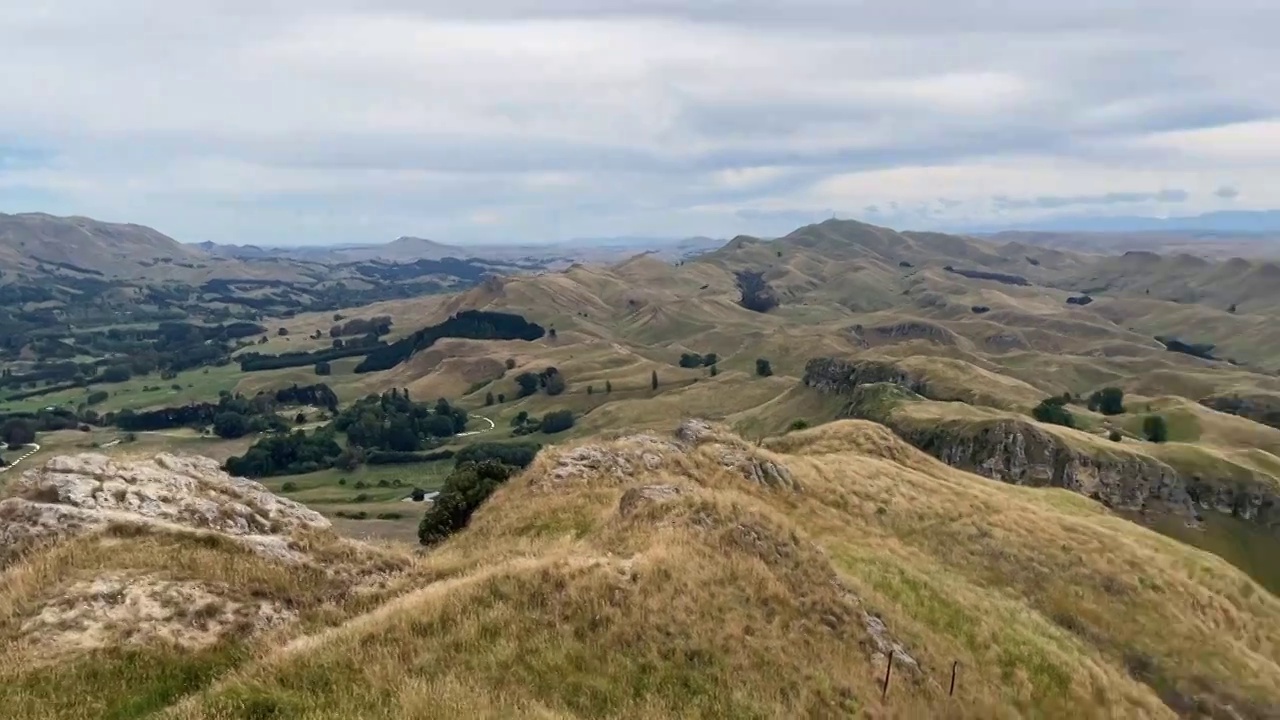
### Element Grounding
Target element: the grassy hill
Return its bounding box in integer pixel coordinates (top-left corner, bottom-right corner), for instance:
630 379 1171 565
4 422 1279 718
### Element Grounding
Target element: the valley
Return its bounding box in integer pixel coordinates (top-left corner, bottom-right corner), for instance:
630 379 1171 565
3 215 1280 718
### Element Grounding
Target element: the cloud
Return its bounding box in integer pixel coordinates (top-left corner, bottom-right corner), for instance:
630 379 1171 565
0 1 1279 243
992 189 1189 211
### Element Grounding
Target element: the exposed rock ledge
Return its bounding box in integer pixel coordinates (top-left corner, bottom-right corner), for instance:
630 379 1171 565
0 453 330 565
804 358 1279 531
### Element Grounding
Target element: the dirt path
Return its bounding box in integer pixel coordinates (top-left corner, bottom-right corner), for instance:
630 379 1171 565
457 414 496 437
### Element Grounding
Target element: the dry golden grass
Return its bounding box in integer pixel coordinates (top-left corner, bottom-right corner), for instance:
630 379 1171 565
99 421 1277 720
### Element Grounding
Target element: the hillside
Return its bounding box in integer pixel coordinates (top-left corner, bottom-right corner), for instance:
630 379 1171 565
4 423 1280 719
0 212 324 282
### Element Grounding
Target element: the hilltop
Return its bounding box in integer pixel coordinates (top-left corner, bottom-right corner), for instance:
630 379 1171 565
3 423 1279 718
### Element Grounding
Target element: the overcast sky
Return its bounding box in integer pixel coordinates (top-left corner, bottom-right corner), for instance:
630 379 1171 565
1 1 1277 245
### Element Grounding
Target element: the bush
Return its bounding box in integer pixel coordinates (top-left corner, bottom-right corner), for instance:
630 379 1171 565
544 372 566 396
788 419 809 432
709 364 718 377
1109 430 1123 442
497 393 505 403
418 461 514 545
315 361 332 376
86 390 109 405
281 481 297 492
755 358 773 377
484 391 495 406
1 418 36 449
1088 387 1126 416
1032 396 1075 428
515 372 540 398
354 493 370 503
1144 415 1169 443
338 478 347 485
354 480 369 489
505 358 517 370
541 409 575 434
98 366 132 383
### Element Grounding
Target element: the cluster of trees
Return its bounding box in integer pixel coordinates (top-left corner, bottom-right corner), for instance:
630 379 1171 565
509 409 575 436
111 383 337 438
330 315 392 338
238 341 386 372
1156 336 1218 361
355 310 546 373
1087 388 1126 416
735 270 780 313
515 367 566 398
335 390 468 452
224 429 344 478
679 352 718 368
1032 396 1076 428
2 417 37 450
943 266 1031 287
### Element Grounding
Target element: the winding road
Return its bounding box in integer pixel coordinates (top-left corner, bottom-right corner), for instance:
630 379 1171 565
457 414 496 437
0 443 41 474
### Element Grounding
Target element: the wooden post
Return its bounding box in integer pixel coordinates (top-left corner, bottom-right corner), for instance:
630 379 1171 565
949 661 959 697
881 650 894 700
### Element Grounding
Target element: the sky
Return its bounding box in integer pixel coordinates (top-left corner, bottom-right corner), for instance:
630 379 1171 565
1 1 1278 246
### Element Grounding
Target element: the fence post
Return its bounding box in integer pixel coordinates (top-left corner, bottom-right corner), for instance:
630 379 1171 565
881 650 894 700
949 660 959 697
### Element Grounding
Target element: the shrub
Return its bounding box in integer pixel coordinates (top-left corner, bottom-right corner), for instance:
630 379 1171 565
484 391 495 406
505 358 517 370
1144 415 1169 443
354 480 369 489
315 361 332 376
354 493 370 503
1109 430 1123 442
788 419 809 432
338 478 347 485
277 328 289 336
377 479 391 488
281 481 298 492
605 380 612 393
497 393 505 403
755 358 773 377
544 372 567 396
1032 396 1075 428
709 364 718 377
651 370 659 390
86 390 109 405
515 372 540 398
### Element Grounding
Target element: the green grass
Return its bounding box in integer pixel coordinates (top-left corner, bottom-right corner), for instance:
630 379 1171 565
1140 513 1280 596
261 460 453 506
0 643 248 720
0 364 243 415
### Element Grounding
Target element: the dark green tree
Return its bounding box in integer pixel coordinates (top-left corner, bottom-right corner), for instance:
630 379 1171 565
484 391 495 406
419 461 515 546
1 418 36 449
651 370 659 390
755 358 773 377
1144 415 1169 443
212 412 250 439
1088 387 1126 416
1032 396 1075 428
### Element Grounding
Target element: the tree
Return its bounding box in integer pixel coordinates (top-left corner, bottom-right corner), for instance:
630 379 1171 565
295 412 307 425
544 372 567 396
1229 303 1238 314
755 358 773 377
651 370 659 390
419 461 514 546
1109 430 1123 442
99 366 132 383
587 385 594 395
709 364 718 377
505 358 517 370
541 410 575 434
679 353 703 368
548 328 558 340
1144 415 1169 443
1088 387 1126 416
1032 396 1075 428
277 328 289 336
497 393 506 403
86 390 109 405
332 338 345 349
605 380 612 393
484 391 495 406
515 372 540 398
212 412 251 439
789 419 809 432
315 361 332 376
2 418 36 450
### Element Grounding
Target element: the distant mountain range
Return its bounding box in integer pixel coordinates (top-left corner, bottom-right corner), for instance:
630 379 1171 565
960 209 1280 234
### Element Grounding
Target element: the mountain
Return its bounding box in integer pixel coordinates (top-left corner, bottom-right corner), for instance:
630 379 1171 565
0 212 208 277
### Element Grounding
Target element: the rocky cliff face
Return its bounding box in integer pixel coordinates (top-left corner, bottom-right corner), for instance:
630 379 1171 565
804 358 1280 531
